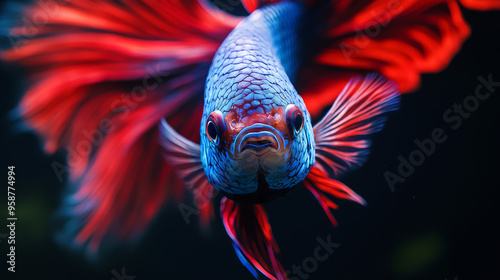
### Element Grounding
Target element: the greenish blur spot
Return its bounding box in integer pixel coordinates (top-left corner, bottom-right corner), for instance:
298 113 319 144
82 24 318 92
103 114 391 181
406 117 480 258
391 232 445 277
17 190 51 243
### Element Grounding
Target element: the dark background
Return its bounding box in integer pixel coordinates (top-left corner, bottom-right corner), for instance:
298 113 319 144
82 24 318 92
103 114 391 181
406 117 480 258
1 1 499 280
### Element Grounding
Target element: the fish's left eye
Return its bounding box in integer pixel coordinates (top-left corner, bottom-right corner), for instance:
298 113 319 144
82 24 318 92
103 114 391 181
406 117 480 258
206 110 224 147
285 104 304 138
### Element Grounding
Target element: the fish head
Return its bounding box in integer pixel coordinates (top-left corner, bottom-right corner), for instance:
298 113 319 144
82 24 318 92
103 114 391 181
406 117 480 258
200 92 315 203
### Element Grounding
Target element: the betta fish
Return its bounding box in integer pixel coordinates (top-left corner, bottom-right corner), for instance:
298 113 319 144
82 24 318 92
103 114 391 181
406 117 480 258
2 0 499 279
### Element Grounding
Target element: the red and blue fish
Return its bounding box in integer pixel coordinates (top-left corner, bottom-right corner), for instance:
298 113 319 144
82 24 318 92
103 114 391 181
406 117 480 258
2 0 499 279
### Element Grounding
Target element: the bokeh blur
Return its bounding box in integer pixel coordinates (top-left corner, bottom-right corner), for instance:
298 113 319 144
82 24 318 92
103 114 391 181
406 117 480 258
1 1 499 280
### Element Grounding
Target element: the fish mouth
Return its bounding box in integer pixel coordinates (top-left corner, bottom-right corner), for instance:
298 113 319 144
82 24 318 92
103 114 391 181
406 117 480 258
234 124 284 156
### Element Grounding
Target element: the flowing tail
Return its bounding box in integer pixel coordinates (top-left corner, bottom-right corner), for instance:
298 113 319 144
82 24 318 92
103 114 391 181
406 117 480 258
242 0 497 118
1 0 241 252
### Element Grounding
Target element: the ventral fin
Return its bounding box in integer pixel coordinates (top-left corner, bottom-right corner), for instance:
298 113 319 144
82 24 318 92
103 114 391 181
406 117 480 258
159 119 214 226
220 198 287 280
304 166 366 227
313 73 400 179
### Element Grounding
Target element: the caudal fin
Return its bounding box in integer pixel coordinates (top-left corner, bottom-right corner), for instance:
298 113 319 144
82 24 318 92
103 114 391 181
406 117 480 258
1 0 241 253
294 0 473 117
459 0 500 10
234 1 496 119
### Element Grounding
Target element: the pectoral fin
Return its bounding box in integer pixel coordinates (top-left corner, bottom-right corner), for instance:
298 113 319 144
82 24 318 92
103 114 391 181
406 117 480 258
313 73 400 179
159 119 214 226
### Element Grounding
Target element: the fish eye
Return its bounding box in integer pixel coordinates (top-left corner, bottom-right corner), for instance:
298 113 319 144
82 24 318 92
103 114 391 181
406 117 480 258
206 110 224 146
285 104 304 138
207 121 218 141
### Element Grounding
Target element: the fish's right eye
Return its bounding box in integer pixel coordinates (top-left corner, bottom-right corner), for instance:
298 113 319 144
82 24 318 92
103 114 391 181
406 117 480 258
206 110 224 147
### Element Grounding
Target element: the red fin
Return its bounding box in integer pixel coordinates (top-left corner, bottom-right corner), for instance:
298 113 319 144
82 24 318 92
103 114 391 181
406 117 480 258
221 198 287 280
159 119 214 226
313 74 399 178
241 0 283 13
460 0 500 10
297 67 357 119
298 0 472 117
304 167 366 227
2 0 241 252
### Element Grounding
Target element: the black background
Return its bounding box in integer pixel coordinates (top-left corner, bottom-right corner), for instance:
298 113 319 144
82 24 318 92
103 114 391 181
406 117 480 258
1 1 499 280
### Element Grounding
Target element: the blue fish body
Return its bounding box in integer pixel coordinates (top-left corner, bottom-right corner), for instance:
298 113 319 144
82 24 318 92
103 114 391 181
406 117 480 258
201 2 315 199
